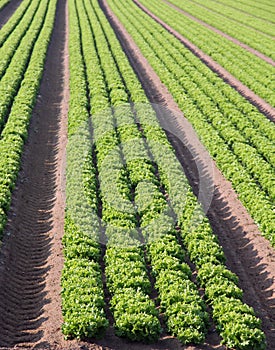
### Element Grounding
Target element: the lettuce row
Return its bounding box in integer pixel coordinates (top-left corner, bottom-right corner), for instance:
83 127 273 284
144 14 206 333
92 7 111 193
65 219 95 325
206 0 274 23
0 0 11 12
0 0 57 239
78 0 208 343
147 140 266 349
0 0 33 47
106 0 267 347
62 264 107 338
167 0 274 53
117 0 275 167
0 0 50 132
74 0 161 342
65 0 267 347
139 0 275 105
124 135 209 344
89 0 209 343
61 0 109 339
0 0 41 81
117 112 209 344
108 0 275 245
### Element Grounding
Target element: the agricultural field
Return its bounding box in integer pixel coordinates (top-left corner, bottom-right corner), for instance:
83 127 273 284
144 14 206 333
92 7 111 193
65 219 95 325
0 0 274 349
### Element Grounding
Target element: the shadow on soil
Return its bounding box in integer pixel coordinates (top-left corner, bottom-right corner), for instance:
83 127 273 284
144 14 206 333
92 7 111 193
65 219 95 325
0 0 66 346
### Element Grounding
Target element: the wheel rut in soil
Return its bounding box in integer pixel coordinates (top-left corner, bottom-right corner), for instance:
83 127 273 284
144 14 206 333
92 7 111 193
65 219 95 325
132 0 275 123
0 0 22 29
0 0 274 349
99 1 275 348
0 0 68 347
162 0 275 67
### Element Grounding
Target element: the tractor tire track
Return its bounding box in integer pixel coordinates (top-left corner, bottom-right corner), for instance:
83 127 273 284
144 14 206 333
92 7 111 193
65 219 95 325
0 0 68 347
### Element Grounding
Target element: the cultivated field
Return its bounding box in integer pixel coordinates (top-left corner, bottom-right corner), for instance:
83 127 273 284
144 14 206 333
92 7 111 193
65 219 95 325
0 0 274 349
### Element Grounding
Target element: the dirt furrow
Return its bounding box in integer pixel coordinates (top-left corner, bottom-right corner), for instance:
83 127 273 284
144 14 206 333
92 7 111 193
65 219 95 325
0 0 68 347
0 0 274 349
99 1 275 349
132 0 275 123
209 0 275 24
0 0 22 28
178 0 273 38
162 0 275 67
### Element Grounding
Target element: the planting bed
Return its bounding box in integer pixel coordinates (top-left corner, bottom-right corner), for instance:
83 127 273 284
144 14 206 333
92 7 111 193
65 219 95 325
0 0 274 349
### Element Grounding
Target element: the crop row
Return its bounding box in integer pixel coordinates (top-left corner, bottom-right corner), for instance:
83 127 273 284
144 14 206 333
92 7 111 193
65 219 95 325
62 0 108 338
120 0 275 163
90 0 211 340
65 0 209 342
202 0 275 31
64 0 162 341
63 0 266 348
0 0 10 12
95 0 270 346
0 0 40 81
108 0 275 246
138 0 275 106
168 0 274 38
144 117 266 348
170 0 274 57
0 0 32 47
215 0 275 22
0 0 49 132
0 0 57 238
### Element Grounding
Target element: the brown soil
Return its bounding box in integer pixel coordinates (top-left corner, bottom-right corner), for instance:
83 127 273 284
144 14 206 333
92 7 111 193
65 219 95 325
133 0 275 123
179 0 273 38
0 0 68 348
162 0 275 67
0 0 22 28
0 1 184 349
0 0 274 349
209 0 275 25
99 1 275 349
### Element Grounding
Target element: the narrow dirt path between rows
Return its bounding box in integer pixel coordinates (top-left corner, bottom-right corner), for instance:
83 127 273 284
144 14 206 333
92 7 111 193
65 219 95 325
162 0 275 66
100 0 275 349
0 0 68 347
0 1 183 349
132 0 275 123
1 1 186 349
0 0 22 28
209 0 275 24
0 0 274 349
180 0 273 38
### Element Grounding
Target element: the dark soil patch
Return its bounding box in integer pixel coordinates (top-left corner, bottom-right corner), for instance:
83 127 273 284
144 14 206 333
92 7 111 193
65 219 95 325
0 0 22 28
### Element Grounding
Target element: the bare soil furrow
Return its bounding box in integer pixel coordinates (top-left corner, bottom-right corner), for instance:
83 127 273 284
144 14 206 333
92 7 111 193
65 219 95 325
0 0 273 349
0 0 68 347
99 1 275 348
0 0 22 28
162 0 275 66
0 287 46 300
210 0 275 24
132 0 275 122
183 0 273 37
